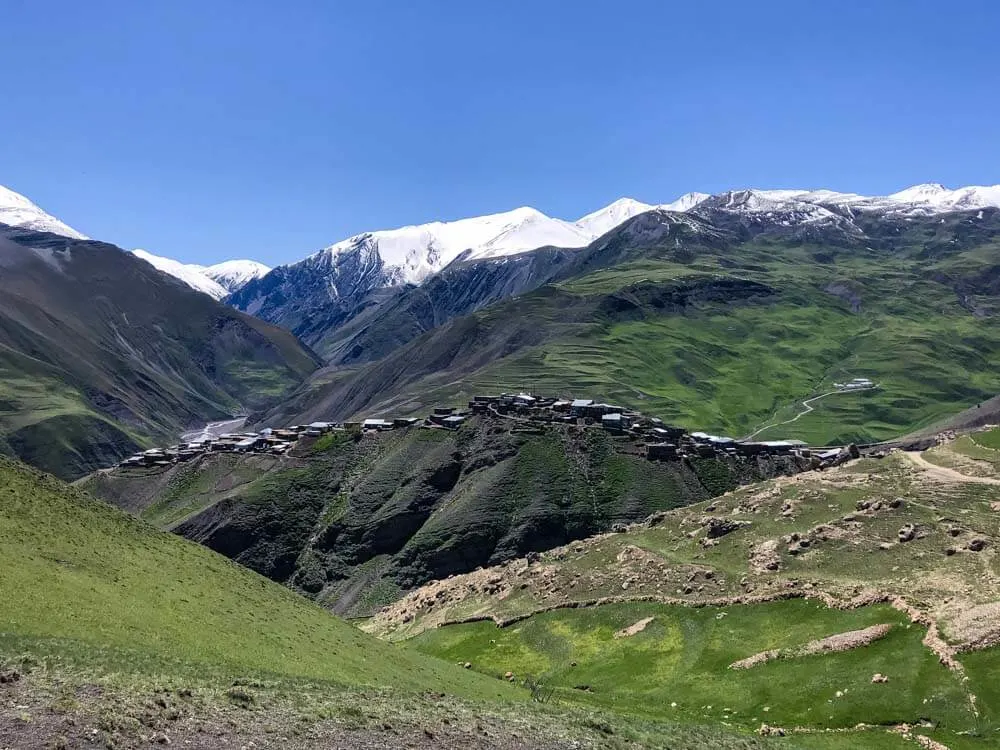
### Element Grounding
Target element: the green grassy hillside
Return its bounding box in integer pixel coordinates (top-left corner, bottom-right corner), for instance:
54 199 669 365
0 455 505 698
270 210 1000 445
411 600 976 745
366 444 1000 747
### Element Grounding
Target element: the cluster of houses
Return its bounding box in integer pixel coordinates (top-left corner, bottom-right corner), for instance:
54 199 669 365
117 411 471 469
118 392 821 470
118 427 306 468
467 394 813 462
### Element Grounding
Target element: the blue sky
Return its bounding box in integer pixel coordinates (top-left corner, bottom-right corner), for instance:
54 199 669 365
2 0 999 266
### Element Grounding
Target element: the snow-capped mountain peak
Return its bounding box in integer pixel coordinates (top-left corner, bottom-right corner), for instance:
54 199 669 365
130 251 270 299
661 192 711 212
575 198 656 238
203 259 272 293
889 183 947 202
314 205 595 285
0 184 87 239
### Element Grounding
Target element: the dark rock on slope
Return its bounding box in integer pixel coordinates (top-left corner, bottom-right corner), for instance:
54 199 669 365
85 417 810 617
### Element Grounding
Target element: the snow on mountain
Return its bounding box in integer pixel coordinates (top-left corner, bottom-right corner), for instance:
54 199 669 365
694 184 1000 219
883 184 1000 213
0 184 87 239
203 259 272 293
129 252 270 299
703 189 845 225
662 192 712 212
575 198 657 238
131 250 229 299
314 206 595 286
574 194 713 237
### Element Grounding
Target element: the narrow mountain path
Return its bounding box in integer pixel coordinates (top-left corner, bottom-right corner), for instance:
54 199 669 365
901 451 1000 485
744 386 877 441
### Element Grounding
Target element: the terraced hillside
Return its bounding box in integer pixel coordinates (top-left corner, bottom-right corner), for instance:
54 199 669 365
82 416 810 617
0 226 319 479
264 209 1000 445
365 436 1000 748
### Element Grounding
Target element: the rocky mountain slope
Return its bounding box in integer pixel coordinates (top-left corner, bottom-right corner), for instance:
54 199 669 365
82 415 810 618
261 204 1000 445
0 224 318 478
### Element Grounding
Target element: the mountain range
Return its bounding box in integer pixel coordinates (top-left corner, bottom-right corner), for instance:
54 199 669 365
6 176 1000 749
4 179 1000 461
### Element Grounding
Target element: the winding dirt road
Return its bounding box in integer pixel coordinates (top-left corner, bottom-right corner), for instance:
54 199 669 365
744 385 878 441
900 450 1000 485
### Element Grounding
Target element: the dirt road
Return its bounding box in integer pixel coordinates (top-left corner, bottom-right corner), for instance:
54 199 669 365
901 451 1000 485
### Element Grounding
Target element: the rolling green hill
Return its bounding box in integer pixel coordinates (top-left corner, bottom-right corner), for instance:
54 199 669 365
265 209 1000 446
0 455 500 696
0 226 319 478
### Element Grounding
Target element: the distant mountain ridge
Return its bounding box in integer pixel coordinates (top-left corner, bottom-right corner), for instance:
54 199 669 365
228 182 1000 357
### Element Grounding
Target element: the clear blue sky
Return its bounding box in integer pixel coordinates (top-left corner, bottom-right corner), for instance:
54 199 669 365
2 0 999 266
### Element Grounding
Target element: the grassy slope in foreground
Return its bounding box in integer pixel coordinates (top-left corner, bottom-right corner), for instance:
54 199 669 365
0 456 836 749
0 456 507 700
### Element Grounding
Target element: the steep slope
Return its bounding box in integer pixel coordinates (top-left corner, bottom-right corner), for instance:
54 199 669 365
0 226 319 478
132 248 230 298
0 454 502 695
227 205 599 339
83 415 809 618
264 207 1000 445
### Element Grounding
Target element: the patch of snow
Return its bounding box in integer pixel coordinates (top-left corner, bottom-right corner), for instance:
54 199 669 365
575 198 657 237
204 259 272 292
0 184 87 239
661 191 711 212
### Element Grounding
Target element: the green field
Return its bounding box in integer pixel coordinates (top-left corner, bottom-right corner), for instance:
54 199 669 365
411 599 989 747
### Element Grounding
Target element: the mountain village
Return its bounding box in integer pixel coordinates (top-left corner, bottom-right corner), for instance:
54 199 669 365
118 391 856 471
